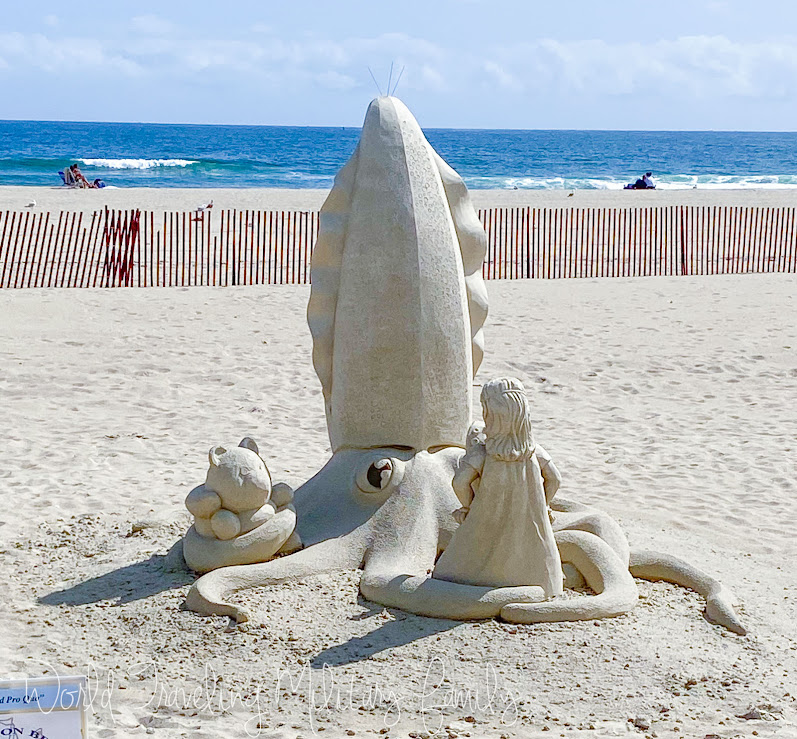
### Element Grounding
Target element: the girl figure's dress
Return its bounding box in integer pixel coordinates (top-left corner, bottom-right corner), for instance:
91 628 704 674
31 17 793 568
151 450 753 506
433 435 564 598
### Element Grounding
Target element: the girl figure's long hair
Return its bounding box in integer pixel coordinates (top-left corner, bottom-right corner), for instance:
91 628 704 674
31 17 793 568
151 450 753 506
481 377 535 462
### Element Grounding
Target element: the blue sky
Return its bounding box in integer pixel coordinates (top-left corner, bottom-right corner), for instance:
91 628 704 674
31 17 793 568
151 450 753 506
2 0 797 130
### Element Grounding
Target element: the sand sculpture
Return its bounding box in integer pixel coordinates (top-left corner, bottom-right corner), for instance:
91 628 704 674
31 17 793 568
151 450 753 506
434 378 564 596
184 96 746 635
182 438 300 573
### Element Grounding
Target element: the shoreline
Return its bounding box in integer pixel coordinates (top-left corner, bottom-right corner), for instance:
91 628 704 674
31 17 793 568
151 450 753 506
2 185 797 216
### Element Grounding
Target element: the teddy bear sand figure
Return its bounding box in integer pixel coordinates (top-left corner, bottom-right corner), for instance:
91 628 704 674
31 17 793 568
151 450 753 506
182 438 301 573
434 377 564 596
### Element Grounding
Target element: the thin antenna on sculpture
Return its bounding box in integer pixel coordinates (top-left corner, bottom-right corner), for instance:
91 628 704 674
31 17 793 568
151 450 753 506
387 62 394 97
391 66 405 96
367 67 383 95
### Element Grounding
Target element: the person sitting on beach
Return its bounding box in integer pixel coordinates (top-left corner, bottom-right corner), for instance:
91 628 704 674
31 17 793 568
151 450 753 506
70 163 92 189
625 172 656 190
61 167 78 187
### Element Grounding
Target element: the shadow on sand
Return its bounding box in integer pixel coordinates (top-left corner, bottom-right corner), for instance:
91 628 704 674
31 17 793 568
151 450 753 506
310 598 460 668
39 542 193 607
40 546 463 668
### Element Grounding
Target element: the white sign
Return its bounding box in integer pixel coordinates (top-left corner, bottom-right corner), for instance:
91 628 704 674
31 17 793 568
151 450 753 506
0 676 87 738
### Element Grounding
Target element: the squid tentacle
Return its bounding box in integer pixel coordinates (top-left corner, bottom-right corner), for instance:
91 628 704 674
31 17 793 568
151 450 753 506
360 569 546 620
553 510 630 566
629 550 746 635
185 537 366 623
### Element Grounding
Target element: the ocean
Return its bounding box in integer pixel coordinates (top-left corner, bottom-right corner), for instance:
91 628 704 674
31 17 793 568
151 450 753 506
2 120 797 190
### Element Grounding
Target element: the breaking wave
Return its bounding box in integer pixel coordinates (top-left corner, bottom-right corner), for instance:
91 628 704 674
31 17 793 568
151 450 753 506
462 174 797 190
78 158 198 169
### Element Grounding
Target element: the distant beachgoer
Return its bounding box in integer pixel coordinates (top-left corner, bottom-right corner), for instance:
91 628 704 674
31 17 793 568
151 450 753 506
624 171 656 190
70 163 91 188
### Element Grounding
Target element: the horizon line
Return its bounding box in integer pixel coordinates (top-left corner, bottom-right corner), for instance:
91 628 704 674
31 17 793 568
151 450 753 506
1 118 796 135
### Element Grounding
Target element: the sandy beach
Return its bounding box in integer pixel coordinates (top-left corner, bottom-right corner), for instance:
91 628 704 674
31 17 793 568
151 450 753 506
2 204 796 737
2 184 797 218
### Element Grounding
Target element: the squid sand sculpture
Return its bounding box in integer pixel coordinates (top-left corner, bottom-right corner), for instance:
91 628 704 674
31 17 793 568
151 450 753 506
184 97 746 635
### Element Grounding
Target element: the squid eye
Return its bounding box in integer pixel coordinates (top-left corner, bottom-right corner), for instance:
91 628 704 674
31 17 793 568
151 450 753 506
368 459 391 488
356 458 402 494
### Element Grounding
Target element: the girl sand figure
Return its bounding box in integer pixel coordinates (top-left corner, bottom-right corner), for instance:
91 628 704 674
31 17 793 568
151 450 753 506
433 377 564 597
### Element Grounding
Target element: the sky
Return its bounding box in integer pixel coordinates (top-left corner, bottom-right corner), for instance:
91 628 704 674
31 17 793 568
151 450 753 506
2 0 797 130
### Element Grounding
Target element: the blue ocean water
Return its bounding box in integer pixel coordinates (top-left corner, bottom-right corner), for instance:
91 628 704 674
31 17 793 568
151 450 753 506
2 119 797 190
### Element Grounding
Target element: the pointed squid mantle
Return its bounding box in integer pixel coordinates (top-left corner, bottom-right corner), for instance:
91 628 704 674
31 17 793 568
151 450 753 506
307 96 488 453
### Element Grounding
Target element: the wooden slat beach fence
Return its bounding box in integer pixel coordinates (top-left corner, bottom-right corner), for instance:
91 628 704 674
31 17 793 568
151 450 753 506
1 206 795 288
0 208 142 288
478 205 796 279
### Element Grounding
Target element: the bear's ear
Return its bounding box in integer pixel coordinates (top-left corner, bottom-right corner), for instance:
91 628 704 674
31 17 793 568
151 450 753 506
239 437 259 455
208 445 227 466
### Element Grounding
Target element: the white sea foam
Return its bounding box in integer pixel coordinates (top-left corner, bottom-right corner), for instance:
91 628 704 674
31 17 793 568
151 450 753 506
656 174 797 190
463 173 797 191
79 158 197 170
283 171 335 184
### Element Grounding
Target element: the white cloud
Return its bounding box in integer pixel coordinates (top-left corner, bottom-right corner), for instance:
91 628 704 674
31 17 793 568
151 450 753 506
171 40 266 73
3 25 796 109
0 25 446 92
117 31 448 92
131 15 174 36
416 64 446 91
43 15 59 28
487 35 797 99
316 70 357 90
0 32 144 77
483 61 522 91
